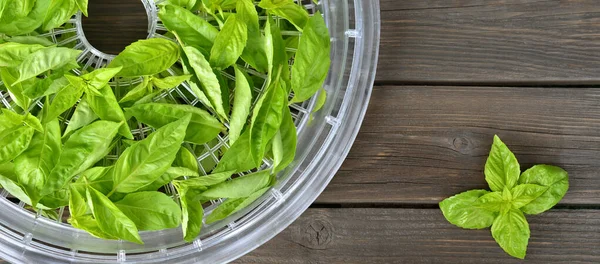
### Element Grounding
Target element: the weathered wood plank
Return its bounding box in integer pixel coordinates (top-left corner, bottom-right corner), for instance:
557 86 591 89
378 0 600 84
237 208 600 263
317 86 600 205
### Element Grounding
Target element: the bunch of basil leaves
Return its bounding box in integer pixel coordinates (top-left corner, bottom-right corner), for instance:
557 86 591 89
0 0 330 244
440 135 569 259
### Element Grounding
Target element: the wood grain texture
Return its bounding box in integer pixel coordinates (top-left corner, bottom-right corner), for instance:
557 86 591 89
317 85 600 205
81 0 149 55
378 0 600 84
237 208 600 263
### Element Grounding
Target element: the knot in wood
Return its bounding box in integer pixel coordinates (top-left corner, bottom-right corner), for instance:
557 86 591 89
291 218 333 250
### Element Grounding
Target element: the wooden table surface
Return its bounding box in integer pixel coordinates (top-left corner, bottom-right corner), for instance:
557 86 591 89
6 1 600 263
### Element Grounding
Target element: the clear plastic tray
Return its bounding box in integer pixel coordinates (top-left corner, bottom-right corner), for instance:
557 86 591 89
0 0 380 263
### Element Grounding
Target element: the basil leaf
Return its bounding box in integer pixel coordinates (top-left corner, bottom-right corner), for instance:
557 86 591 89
439 189 497 229
237 0 268 72
0 42 45 67
63 96 98 137
126 103 223 145
290 12 331 103
158 4 217 56
0 162 35 206
313 88 327 112
86 85 134 139
80 67 122 92
173 170 234 188
206 186 270 224
491 209 530 259
510 183 547 210
229 66 252 144
108 38 180 77
0 125 34 164
44 80 84 123
179 186 204 242
86 186 143 244
42 0 77 31
115 192 182 231
14 47 81 85
69 185 88 219
249 74 286 166
209 14 247 70
518 165 569 215
0 109 43 133
22 77 57 100
166 0 197 10
0 68 32 109
4 0 36 19
111 115 191 194
119 77 150 103
152 75 191 90
0 110 23 132
137 166 199 192
173 147 199 173
214 129 255 173
42 121 121 196
258 0 309 32
181 45 228 121
484 135 520 192
0 0 49 36
264 15 289 87
272 106 296 173
70 215 117 240
13 118 61 205
38 188 68 209
200 170 272 199
75 0 88 17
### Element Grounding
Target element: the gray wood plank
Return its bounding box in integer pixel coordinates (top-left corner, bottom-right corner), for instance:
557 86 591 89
317 86 600 205
378 0 600 84
237 208 600 263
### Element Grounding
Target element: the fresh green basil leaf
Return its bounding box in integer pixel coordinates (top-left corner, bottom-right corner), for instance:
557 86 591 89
70 215 117 240
518 165 569 215
115 191 182 231
0 68 32 110
22 77 56 100
119 77 151 103
13 118 61 205
215 71 231 115
42 0 77 31
200 170 272 199
173 147 199 173
181 45 228 121
313 88 327 112
44 80 84 123
14 47 81 85
166 0 197 10
158 4 217 55
229 66 251 145
264 15 289 87
69 184 88 218
249 74 286 166
510 183 547 210
0 110 44 133
126 103 223 145
63 96 98 137
491 209 530 259
75 0 88 17
205 186 270 224
484 135 520 192
473 191 503 212
42 121 121 196
0 162 35 206
5 0 36 19
80 67 122 92
439 189 497 229
290 12 331 103
38 188 68 209
213 129 255 173
86 186 143 244
86 85 133 139
138 166 199 192
0 125 34 164
271 105 296 173
179 186 204 242
0 0 49 36
173 170 234 188
209 14 247 70
112 115 190 193
258 0 309 32
108 38 180 77
152 74 191 90
0 42 45 67
0 109 23 132
237 0 268 72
